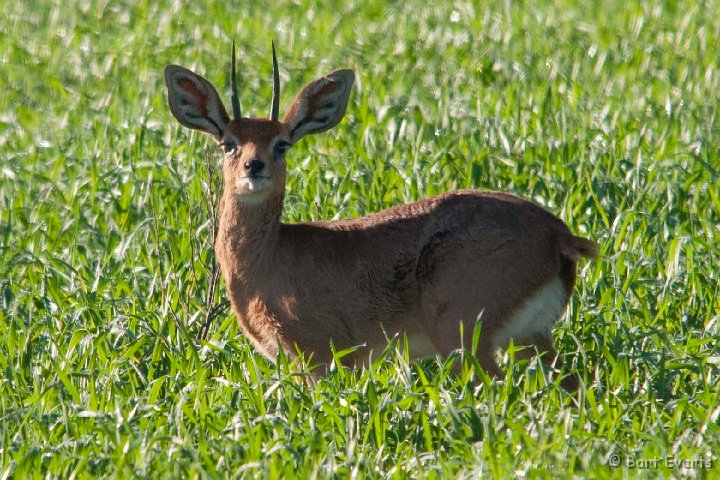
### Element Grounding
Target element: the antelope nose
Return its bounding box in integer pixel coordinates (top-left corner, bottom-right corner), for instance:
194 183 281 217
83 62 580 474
244 159 265 176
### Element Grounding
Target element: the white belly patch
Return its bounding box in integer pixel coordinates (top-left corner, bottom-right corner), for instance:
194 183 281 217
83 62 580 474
403 333 441 359
493 277 567 348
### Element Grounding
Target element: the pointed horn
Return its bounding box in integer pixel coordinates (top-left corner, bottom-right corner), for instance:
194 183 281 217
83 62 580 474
230 41 241 120
270 41 280 121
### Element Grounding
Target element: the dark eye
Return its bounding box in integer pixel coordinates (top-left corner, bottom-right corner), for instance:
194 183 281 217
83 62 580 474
220 139 237 155
273 140 291 160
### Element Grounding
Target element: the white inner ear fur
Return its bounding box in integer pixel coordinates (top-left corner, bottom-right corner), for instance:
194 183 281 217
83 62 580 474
285 70 354 143
289 86 344 139
168 70 227 138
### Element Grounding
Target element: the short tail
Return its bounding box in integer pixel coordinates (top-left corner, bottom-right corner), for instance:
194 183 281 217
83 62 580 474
561 235 599 261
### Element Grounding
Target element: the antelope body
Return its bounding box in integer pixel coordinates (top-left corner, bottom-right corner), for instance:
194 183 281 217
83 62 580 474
164 45 597 385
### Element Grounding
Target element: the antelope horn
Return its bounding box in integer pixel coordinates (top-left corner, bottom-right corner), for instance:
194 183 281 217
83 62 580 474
230 41 241 120
270 41 280 121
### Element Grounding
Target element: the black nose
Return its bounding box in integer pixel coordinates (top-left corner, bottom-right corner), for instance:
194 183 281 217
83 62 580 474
244 159 265 176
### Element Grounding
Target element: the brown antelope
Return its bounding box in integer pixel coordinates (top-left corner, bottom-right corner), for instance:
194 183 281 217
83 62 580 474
164 43 597 388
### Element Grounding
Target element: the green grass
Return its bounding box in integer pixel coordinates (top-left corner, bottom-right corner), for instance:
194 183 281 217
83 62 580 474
1 0 719 478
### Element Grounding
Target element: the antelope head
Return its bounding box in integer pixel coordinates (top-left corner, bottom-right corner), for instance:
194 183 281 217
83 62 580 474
164 42 355 205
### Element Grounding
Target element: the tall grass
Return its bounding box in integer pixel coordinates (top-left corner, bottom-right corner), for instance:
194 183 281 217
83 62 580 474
1 0 719 477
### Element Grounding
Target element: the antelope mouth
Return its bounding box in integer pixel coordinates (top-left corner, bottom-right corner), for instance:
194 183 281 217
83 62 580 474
236 175 271 192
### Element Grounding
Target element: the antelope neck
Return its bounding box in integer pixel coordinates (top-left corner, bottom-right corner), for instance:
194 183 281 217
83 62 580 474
216 192 284 271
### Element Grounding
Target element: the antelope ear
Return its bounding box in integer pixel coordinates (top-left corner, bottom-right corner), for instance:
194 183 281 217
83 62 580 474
282 69 354 144
164 65 230 141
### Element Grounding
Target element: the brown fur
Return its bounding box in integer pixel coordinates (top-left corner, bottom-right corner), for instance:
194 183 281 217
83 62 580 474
164 58 597 386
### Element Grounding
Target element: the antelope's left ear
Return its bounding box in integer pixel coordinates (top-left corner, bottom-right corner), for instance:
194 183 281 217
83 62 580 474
282 69 354 144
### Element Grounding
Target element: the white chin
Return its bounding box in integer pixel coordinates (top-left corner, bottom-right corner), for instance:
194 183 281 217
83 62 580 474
235 177 271 202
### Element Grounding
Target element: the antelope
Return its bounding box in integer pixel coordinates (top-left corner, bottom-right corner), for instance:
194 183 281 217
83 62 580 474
164 43 597 388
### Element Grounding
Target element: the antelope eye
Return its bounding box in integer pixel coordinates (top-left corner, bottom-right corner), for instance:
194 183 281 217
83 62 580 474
273 140 291 160
220 139 237 155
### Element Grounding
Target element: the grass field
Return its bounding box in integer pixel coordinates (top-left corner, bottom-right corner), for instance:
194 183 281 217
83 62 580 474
2 0 719 478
